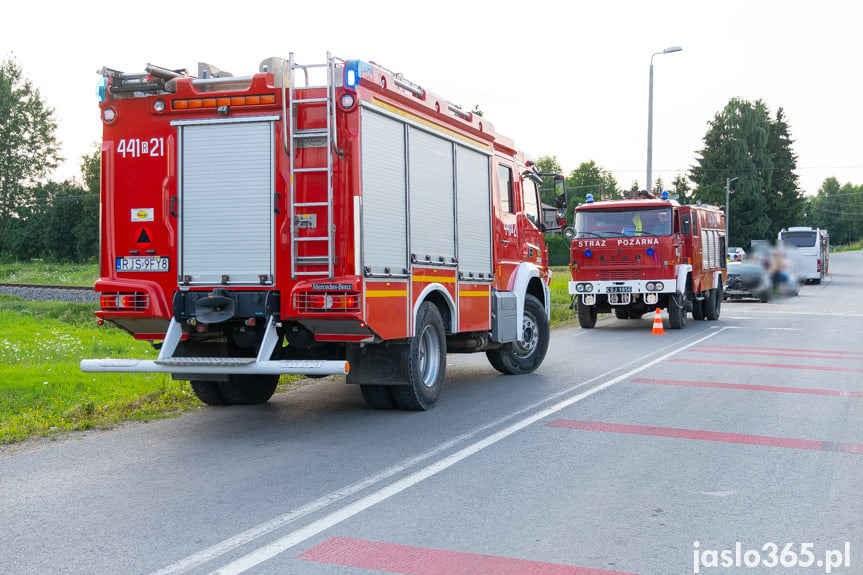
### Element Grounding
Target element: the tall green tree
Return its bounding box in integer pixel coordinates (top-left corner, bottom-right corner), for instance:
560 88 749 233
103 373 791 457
763 107 805 237
565 161 619 227
0 55 62 251
690 97 773 248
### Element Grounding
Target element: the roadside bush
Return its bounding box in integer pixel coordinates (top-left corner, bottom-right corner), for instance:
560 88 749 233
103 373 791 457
546 235 571 267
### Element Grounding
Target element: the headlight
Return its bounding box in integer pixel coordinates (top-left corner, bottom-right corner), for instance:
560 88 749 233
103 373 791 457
646 282 655 291
654 281 664 291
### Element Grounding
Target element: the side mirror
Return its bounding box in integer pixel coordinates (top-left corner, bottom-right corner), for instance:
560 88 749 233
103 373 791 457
681 214 692 235
563 227 575 240
523 171 542 185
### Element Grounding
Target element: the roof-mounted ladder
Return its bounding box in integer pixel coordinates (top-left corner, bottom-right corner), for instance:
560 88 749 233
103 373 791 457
281 52 344 278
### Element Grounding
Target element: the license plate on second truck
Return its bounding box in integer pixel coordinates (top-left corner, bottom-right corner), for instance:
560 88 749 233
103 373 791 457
116 256 170 272
606 286 632 293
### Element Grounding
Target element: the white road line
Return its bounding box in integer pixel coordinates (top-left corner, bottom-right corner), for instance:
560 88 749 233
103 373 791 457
204 328 727 575
153 332 699 575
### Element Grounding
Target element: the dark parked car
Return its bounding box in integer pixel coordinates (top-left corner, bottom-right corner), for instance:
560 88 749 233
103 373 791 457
724 261 771 302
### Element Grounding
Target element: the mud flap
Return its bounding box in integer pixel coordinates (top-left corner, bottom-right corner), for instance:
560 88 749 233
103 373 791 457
345 343 409 385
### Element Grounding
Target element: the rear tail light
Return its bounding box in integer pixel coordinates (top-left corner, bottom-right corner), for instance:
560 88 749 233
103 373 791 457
100 292 149 311
295 292 361 312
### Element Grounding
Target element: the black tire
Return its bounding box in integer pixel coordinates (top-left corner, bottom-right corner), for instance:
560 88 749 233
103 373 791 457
391 302 446 411
360 384 395 409
486 294 550 375
706 287 721 320
217 374 279 405
190 380 228 406
668 293 687 329
692 297 705 320
577 299 597 328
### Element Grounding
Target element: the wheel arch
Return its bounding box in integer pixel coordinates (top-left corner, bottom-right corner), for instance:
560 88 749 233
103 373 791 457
510 262 551 342
412 283 455 335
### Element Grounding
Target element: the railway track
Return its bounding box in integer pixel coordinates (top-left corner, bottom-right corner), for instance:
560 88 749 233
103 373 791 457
0 282 97 303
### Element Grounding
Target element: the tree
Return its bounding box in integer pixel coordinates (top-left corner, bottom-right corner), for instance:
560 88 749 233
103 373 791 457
0 55 62 251
809 177 863 246
763 107 805 238
74 146 100 259
690 97 773 248
670 174 693 202
565 161 619 227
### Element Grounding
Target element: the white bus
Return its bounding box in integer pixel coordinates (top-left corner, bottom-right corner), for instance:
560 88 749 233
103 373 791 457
778 227 829 284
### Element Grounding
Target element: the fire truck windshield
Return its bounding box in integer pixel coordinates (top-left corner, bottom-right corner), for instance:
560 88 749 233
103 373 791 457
575 208 672 238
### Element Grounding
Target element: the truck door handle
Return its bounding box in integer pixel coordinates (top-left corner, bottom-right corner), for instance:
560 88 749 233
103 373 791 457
501 239 510 246
170 196 178 218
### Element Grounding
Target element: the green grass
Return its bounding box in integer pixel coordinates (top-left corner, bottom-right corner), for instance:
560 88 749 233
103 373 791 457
0 260 99 286
549 266 576 326
832 241 862 253
0 295 200 444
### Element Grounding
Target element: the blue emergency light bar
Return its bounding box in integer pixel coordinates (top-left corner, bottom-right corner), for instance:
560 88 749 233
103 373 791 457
344 60 374 89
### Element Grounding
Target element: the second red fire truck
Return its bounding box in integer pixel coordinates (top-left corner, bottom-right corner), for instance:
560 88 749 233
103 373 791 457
80 53 556 410
567 191 726 329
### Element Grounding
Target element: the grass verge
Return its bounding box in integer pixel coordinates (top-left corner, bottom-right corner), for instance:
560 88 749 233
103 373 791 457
0 260 99 285
0 295 201 445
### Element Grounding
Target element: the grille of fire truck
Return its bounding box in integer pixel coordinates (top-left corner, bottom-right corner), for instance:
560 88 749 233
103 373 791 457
285 52 344 279
598 270 642 281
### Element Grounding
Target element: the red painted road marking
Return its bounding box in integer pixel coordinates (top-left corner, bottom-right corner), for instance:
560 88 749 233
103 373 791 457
546 420 863 454
689 347 863 361
632 377 863 397
297 536 639 575
669 358 863 374
696 344 863 357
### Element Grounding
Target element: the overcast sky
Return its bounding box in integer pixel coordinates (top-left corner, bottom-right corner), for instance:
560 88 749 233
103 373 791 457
4 1 861 196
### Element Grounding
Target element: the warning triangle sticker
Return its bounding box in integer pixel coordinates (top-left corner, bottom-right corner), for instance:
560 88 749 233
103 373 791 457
136 228 152 244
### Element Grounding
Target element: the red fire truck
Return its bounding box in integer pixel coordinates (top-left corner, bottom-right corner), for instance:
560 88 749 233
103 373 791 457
567 191 726 329
80 54 554 410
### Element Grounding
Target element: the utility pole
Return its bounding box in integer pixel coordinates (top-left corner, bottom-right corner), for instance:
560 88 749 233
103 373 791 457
726 177 738 244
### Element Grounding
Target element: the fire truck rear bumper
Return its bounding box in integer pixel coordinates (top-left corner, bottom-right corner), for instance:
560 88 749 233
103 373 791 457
79 358 349 376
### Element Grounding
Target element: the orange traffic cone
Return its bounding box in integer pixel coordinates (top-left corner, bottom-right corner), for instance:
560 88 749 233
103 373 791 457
651 308 665 334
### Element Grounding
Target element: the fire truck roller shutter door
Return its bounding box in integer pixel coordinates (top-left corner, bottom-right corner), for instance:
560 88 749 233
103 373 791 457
177 119 276 285
360 109 408 275
408 126 455 264
455 144 493 278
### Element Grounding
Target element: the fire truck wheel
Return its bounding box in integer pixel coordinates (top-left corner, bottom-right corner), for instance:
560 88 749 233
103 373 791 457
218 375 279 404
392 302 446 411
360 385 396 409
486 295 550 374
705 288 721 320
692 298 705 320
577 299 597 328
668 293 687 329
189 381 229 406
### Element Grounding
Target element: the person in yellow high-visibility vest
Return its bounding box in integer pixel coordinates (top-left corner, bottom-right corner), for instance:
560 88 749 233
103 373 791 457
631 212 642 234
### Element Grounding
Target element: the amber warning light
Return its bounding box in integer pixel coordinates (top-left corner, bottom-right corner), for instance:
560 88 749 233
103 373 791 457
171 94 276 110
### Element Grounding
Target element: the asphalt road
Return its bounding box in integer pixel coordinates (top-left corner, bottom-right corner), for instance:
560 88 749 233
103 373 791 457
2 252 861 575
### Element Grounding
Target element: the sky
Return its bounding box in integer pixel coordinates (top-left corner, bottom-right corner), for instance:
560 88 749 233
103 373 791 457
4 1 861 197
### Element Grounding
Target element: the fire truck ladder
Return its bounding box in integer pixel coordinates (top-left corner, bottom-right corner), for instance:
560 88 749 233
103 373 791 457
282 53 342 279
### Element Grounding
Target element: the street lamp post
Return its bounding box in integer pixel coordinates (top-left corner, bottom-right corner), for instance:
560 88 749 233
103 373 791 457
646 45 682 194
726 176 738 245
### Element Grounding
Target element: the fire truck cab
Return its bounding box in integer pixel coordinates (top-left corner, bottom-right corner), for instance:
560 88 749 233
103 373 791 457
567 191 726 329
80 54 555 411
